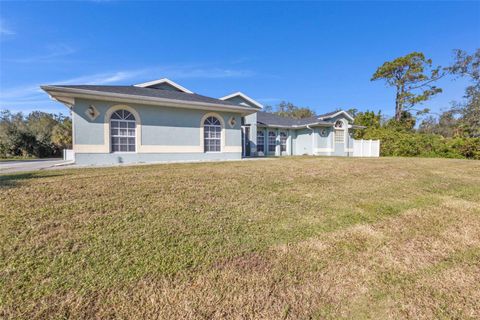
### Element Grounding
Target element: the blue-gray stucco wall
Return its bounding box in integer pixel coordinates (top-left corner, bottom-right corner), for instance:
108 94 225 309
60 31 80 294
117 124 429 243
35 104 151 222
72 98 243 165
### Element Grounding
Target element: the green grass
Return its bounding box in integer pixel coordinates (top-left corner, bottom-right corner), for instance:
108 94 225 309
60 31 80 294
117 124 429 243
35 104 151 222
1 157 479 319
0 157 36 162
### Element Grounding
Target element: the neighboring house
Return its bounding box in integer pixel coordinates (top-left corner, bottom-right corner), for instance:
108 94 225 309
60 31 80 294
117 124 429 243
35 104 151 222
42 78 363 165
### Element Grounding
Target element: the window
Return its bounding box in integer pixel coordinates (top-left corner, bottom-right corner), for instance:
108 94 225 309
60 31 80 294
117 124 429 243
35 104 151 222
204 116 221 152
110 110 136 152
257 130 264 153
280 132 287 152
334 120 345 144
335 130 345 144
268 131 276 153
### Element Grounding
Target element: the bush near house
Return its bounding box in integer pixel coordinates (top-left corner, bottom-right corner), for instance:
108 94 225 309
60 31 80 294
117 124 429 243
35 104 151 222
361 127 480 159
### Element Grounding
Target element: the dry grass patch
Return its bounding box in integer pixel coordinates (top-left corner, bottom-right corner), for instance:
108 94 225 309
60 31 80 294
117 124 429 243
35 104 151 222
1 157 479 319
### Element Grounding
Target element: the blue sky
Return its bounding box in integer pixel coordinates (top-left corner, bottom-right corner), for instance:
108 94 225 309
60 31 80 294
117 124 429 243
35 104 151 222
1 1 479 118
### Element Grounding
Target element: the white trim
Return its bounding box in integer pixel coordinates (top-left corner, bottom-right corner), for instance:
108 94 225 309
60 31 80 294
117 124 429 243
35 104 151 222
279 130 288 156
318 110 354 122
133 78 194 94
41 86 257 114
199 112 226 152
72 144 242 154
49 95 74 107
219 92 264 109
74 144 109 153
105 105 142 153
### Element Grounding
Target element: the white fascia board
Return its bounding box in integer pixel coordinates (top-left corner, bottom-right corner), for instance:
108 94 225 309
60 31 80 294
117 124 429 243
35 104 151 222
133 78 194 94
318 110 354 122
49 95 75 108
41 86 257 115
219 92 264 109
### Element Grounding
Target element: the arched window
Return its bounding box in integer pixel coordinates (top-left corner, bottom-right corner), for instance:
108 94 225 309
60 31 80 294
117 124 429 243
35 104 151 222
204 116 222 152
268 131 276 153
110 109 136 152
280 131 287 152
257 130 265 153
335 120 344 128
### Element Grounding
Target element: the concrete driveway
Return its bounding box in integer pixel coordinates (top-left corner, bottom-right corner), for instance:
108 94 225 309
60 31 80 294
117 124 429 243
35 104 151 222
0 159 70 174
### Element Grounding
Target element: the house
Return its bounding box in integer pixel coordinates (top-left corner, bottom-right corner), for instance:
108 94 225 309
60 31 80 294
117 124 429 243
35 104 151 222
41 78 363 165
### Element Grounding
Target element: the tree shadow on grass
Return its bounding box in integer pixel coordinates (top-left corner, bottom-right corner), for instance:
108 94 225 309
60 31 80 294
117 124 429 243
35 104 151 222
0 171 66 189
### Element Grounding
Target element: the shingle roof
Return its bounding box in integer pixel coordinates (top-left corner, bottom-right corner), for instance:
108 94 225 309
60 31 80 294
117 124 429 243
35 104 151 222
50 85 243 107
256 111 332 127
317 110 341 118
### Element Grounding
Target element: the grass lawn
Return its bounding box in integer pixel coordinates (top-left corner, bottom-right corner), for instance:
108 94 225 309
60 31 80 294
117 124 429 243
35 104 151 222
1 157 479 319
0 157 36 162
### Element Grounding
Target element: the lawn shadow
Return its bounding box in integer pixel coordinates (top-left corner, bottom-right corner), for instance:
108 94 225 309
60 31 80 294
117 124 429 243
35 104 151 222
0 171 66 189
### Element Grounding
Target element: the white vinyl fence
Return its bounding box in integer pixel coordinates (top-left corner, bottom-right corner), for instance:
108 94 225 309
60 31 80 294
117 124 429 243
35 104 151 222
353 139 380 157
63 149 75 161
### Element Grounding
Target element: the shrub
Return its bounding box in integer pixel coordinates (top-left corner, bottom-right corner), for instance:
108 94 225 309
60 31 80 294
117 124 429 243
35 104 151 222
362 127 480 159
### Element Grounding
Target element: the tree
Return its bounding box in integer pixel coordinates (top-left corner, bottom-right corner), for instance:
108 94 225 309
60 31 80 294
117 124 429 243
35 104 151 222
0 110 72 158
266 101 315 119
417 110 459 137
385 111 416 131
52 117 72 149
448 49 480 137
371 52 444 121
352 110 381 139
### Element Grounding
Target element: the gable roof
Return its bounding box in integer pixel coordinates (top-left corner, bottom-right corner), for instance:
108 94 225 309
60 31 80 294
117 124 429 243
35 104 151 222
41 85 258 114
134 78 194 94
317 110 354 122
219 92 264 109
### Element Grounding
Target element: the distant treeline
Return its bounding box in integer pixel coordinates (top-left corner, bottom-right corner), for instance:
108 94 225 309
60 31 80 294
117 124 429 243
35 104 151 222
0 110 72 158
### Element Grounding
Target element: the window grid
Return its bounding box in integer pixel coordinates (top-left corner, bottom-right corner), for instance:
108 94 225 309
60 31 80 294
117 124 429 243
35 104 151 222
204 116 221 152
110 110 136 152
335 130 345 144
268 131 276 153
280 132 287 152
257 131 265 153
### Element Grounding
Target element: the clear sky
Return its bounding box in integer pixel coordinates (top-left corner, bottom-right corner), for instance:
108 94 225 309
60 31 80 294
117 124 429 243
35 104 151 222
1 1 479 118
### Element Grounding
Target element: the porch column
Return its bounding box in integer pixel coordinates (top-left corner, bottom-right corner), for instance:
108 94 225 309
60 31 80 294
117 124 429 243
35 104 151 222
287 129 292 155
275 128 280 156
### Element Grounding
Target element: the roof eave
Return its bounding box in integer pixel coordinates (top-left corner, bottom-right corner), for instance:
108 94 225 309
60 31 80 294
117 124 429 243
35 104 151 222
41 85 258 114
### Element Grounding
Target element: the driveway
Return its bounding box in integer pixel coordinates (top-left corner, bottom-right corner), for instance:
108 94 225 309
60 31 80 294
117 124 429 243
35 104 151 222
0 159 70 174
